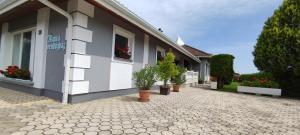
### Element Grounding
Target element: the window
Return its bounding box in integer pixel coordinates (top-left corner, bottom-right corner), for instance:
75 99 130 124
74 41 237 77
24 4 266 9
12 31 34 70
156 46 165 63
112 25 135 62
184 60 191 70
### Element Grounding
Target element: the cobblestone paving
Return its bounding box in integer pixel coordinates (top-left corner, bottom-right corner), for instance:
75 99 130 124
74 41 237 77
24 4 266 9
1 87 300 135
0 87 62 135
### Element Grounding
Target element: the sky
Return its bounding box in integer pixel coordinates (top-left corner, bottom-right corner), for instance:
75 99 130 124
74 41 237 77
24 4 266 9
117 0 283 74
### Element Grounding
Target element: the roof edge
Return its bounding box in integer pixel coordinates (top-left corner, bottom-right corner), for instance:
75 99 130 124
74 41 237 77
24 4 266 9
0 0 27 15
183 45 212 57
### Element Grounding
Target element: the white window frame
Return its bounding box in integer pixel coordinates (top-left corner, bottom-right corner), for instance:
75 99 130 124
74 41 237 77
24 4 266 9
156 46 165 64
111 25 135 64
10 27 36 77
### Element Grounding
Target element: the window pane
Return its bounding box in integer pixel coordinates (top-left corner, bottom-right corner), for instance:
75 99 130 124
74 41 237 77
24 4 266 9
157 51 164 62
12 34 21 66
114 34 131 59
21 32 32 70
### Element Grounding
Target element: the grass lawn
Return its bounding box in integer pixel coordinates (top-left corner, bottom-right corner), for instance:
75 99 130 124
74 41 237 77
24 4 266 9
222 82 239 92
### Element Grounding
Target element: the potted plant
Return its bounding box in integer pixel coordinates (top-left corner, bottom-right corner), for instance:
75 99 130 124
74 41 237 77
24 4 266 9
134 66 157 102
157 52 178 95
172 66 187 92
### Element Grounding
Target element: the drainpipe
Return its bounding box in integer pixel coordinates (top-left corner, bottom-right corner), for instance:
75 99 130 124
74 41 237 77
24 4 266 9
38 0 73 104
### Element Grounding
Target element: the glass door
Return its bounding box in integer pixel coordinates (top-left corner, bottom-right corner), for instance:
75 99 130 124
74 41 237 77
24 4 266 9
12 30 35 72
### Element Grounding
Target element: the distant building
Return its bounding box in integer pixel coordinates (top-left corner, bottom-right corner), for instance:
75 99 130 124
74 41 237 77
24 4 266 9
176 37 212 82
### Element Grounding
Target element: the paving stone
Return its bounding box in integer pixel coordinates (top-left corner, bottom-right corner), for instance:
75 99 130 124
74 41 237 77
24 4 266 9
150 132 162 135
19 125 35 131
99 125 111 130
112 125 122 130
35 124 49 129
73 127 86 133
59 127 73 133
98 130 111 135
136 128 147 133
10 131 27 135
111 129 123 135
72 133 84 135
84 131 97 135
86 126 99 132
44 129 58 134
50 123 63 129
27 130 43 135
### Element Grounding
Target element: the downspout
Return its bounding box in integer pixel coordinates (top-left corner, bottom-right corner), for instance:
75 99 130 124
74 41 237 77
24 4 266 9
38 0 73 104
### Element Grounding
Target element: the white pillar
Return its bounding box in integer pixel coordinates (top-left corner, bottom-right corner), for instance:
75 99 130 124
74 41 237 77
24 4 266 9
33 7 50 88
143 34 149 68
0 23 11 70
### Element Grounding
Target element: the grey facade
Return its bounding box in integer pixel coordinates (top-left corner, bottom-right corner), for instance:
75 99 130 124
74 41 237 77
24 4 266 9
44 2 68 92
0 0 201 103
85 6 146 93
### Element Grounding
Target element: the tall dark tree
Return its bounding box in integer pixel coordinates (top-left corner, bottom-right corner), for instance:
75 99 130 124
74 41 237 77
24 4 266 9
253 0 300 96
210 54 235 89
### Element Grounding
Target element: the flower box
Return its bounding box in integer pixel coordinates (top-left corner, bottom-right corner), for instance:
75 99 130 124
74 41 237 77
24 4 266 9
238 86 281 96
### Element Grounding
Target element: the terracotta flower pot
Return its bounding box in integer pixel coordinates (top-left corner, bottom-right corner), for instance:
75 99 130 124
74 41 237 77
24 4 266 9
139 90 150 102
173 84 180 92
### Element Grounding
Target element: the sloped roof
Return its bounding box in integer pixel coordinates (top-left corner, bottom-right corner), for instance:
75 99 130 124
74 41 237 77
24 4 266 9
182 45 212 58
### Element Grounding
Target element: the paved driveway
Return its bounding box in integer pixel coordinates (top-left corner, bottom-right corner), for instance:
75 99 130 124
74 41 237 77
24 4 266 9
1 86 300 135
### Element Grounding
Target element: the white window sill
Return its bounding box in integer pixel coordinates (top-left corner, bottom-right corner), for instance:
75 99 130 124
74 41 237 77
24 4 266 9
0 77 34 87
112 57 134 65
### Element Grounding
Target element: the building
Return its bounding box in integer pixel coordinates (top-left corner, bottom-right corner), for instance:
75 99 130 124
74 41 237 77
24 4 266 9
0 0 201 103
176 37 212 83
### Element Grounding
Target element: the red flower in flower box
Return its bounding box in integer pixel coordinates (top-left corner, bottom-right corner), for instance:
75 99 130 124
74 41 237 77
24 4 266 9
115 43 131 59
0 65 30 80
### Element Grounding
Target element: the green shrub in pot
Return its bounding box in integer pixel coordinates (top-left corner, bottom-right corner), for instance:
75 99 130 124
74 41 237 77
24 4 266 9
157 52 178 95
172 66 187 92
134 66 157 102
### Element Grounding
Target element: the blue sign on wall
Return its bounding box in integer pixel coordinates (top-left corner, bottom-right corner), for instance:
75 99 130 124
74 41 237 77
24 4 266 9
47 34 66 50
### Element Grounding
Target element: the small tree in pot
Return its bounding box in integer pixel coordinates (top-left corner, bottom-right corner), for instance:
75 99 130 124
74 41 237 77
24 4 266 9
134 66 157 102
157 52 178 95
172 66 187 92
